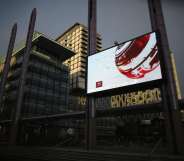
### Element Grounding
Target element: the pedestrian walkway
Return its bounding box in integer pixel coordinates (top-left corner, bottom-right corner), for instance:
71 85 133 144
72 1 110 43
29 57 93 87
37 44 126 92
0 146 184 161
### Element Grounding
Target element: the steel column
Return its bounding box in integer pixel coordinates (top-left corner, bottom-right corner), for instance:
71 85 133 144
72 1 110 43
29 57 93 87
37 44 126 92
148 0 184 154
86 0 97 150
88 0 97 54
0 24 17 109
9 8 37 145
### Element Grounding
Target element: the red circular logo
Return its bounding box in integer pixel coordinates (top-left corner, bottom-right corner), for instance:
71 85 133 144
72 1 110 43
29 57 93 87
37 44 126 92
115 34 160 79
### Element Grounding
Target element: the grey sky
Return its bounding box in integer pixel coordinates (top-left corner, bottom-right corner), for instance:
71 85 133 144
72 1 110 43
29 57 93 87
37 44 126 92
0 0 184 96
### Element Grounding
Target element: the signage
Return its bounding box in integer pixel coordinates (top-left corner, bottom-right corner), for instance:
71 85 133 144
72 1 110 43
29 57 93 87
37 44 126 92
78 88 161 108
87 32 162 94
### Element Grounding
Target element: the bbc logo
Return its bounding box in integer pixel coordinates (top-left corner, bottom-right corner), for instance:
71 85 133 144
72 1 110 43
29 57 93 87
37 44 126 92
96 81 103 88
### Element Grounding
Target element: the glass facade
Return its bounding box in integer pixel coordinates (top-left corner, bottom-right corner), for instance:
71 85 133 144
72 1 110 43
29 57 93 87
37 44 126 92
0 34 74 120
23 52 69 116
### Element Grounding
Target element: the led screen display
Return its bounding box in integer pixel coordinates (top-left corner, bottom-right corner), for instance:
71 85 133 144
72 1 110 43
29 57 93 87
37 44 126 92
87 32 162 94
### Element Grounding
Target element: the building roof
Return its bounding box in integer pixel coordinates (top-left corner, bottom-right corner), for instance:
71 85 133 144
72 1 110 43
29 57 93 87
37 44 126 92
55 23 83 41
13 31 75 61
35 34 75 61
55 22 102 42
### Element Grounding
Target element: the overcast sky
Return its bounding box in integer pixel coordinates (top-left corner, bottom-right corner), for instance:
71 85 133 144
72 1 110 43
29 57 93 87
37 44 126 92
0 0 184 96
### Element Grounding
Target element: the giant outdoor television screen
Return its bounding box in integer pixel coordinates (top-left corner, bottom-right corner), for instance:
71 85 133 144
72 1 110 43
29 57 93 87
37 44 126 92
87 32 162 94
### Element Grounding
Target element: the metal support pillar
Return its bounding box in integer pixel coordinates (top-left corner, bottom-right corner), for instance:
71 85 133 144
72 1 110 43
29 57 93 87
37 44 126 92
148 0 184 154
9 8 36 145
0 24 17 109
86 0 97 150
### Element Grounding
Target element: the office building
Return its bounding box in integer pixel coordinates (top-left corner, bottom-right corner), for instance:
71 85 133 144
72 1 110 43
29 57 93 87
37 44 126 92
56 23 102 111
56 23 102 91
0 32 75 119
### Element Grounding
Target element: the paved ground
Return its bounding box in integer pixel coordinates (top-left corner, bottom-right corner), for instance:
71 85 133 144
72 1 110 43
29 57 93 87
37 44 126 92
0 146 184 161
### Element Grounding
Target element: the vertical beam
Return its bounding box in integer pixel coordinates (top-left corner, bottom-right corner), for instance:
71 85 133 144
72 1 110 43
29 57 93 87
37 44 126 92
9 8 37 145
148 0 184 154
88 0 97 54
86 0 97 150
0 24 17 109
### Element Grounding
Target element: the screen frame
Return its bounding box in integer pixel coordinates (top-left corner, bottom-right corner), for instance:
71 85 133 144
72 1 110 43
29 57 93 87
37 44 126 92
87 31 163 96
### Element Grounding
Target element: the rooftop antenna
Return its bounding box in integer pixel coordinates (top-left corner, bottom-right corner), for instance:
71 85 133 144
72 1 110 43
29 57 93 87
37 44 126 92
114 40 120 49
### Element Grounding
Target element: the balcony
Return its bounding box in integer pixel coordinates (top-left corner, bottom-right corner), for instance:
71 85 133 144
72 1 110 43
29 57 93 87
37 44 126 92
5 80 19 92
31 50 69 71
7 68 21 81
5 91 17 101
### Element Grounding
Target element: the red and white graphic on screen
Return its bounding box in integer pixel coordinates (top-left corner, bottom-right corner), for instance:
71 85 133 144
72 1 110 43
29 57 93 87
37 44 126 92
96 81 103 88
115 33 159 79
